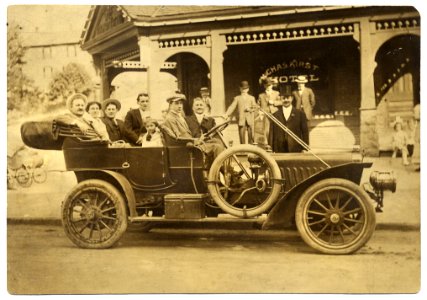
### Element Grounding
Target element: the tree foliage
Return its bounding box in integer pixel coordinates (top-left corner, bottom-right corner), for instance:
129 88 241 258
7 23 42 111
48 63 93 101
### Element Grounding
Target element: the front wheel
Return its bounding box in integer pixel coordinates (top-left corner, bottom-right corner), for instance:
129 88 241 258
208 144 282 218
62 179 128 249
295 178 376 254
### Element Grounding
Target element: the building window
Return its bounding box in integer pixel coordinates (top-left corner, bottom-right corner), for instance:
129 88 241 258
43 66 53 78
67 45 77 57
42 47 52 59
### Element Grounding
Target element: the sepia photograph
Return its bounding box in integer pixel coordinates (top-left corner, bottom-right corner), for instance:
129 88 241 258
4 1 423 296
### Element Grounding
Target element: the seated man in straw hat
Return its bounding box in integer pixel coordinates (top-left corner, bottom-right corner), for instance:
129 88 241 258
162 93 224 158
55 93 109 141
101 98 142 145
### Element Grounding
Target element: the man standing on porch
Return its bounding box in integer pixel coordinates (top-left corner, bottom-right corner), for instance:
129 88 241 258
292 75 316 121
224 81 257 144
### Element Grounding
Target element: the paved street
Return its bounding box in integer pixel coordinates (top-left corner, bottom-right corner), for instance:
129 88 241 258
7 224 420 294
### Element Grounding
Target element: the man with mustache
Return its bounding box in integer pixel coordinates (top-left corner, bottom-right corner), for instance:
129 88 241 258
269 86 309 153
55 93 109 140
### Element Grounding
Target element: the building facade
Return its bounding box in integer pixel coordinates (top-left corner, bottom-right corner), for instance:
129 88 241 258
80 5 420 155
22 31 97 94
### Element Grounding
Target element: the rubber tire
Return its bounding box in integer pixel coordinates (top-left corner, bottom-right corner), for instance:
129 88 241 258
32 168 47 183
15 167 32 187
62 179 128 249
207 144 282 218
295 178 376 254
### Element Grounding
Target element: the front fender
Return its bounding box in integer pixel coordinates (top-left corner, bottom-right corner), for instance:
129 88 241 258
74 170 137 218
263 162 371 229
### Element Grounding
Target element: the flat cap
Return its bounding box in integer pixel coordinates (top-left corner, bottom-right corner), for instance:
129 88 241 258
166 93 186 103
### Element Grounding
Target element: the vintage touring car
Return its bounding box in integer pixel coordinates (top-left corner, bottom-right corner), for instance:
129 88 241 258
21 110 396 254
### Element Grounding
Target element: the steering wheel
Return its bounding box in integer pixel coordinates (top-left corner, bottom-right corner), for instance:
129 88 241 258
204 120 231 139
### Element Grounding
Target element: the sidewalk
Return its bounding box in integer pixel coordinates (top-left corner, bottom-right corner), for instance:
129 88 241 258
7 154 420 230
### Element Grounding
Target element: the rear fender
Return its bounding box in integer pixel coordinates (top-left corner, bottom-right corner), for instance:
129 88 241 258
263 163 370 229
74 170 137 218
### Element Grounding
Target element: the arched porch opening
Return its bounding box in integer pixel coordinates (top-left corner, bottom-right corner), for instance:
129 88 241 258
374 34 420 151
164 52 210 115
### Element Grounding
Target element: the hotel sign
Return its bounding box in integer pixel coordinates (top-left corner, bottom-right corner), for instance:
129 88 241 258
260 59 321 84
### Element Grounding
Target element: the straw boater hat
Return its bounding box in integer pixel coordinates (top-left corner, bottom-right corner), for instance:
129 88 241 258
66 93 87 111
200 87 209 92
166 93 186 103
295 75 308 84
85 100 102 112
102 98 121 111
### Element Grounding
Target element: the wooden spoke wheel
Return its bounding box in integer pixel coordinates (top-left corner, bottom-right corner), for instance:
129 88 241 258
208 144 282 218
296 178 376 254
62 179 128 249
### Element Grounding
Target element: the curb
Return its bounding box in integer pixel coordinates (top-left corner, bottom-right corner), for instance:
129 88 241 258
7 218 420 231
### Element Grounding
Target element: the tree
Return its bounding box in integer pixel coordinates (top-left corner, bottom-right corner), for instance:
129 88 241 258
48 63 94 101
7 23 42 111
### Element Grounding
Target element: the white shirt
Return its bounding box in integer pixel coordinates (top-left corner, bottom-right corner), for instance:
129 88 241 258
195 113 204 124
139 109 151 120
282 105 292 121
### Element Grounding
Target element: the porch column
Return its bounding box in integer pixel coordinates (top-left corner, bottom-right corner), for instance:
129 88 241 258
359 19 379 156
91 55 103 101
138 36 160 117
210 32 227 116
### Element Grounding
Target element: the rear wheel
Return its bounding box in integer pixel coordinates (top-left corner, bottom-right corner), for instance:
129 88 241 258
62 179 128 249
295 178 376 254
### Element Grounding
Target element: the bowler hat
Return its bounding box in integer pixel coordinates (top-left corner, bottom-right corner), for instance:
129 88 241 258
166 93 186 103
239 81 250 89
295 75 308 84
102 98 121 111
66 93 87 111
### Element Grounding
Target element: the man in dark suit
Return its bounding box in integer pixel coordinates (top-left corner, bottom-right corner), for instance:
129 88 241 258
185 97 216 138
124 92 151 138
269 87 309 153
101 98 142 145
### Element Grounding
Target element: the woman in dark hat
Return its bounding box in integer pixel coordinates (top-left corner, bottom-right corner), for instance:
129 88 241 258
101 98 141 145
